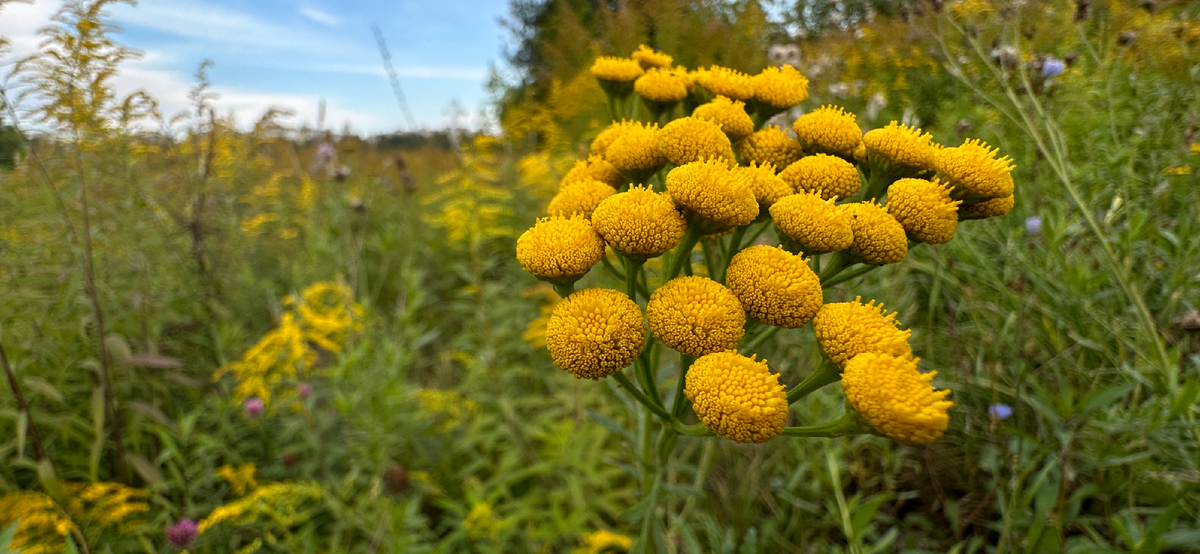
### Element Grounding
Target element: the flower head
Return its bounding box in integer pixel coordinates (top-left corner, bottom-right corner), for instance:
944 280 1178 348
634 68 689 103
591 185 687 258
590 121 634 158
812 297 912 367
1041 57 1065 79
665 159 758 232
989 403 1014 420
605 122 667 177
842 353 952 444
725 245 823 328
696 65 754 100
590 56 644 82
563 155 625 188
632 44 672 69
583 530 634 554
769 192 854 253
736 127 804 172
958 193 1015 220
647 276 745 356
685 352 788 443
886 178 961 244
516 215 606 282
166 518 198 549
843 202 908 265
244 397 265 418
935 139 1015 200
547 179 618 218
732 164 792 211
546 288 646 379
657 116 736 167
752 65 809 109
863 122 937 176
779 154 862 201
693 96 754 141
792 106 864 160
1025 216 1042 234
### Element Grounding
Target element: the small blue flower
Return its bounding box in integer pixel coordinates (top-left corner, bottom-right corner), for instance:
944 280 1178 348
1025 216 1043 235
1042 58 1065 79
989 403 1014 420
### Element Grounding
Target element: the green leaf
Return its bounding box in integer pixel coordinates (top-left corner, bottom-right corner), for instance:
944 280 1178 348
62 534 80 554
1075 382 1136 416
1167 379 1199 420
0 521 20 553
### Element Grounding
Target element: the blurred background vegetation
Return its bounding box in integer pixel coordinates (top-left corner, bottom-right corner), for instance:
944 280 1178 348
2 0 1200 552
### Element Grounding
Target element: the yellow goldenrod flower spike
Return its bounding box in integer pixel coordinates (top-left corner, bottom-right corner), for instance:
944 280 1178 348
199 482 323 534
562 155 624 189
779 153 862 201
752 65 809 110
604 121 667 178
632 44 673 70
665 159 758 232
812 297 912 368
546 288 646 379
696 65 755 101
0 491 78 553
647 276 745 356
725 245 823 328
516 215 606 282
736 127 804 172
591 185 687 258
685 351 788 443
843 201 908 265
693 96 754 141
958 192 1015 220
886 178 962 245
634 68 689 104
792 105 864 160
770 192 854 254
547 179 617 219
590 56 644 83
657 116 736 167
863 121 938 177
935 138 1016 200
841 353 952 445
582 530 635 554
732 163 792 212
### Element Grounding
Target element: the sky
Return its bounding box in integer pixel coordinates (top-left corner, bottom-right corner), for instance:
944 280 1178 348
0 0 514 134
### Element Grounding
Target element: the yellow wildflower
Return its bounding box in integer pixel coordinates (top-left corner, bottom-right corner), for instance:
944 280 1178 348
685 352 788 443
547 179 618 219
886 178 961 244
958 193 1015 220
590 56 644 82
563 155 625 189
463 502 506 540
665 159 758 232
591 186 687 258
199 482 323 534
634 68 688 104
752 65 809 110
647 276 745 356
770 192 854 253
696 65 755 100
725 245 823 328
843 202 908 265
842 353 952 444
935 139 1015 200
581 530 634 554
657 116 736 167
693 96 754 141
590 121 632 158
863 121 937 176
546 288 646 379
812 297 912 368
62 482 149 532
632 44 672 69
736 127 805 172
732 163 793 211
218 463 259 496
605 122 667 177
792 106 864 160
414 388 479 430
516 215 606 282
779 154 862 201
0 492 76 554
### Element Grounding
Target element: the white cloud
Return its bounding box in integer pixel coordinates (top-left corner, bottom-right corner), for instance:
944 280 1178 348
0 0 61 60
299 6 339 27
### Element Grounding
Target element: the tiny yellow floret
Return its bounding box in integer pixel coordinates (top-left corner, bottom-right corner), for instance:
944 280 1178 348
693 96 754 141
732 163 793 211
736 127 804 172
546 288 646 379
516 215 606 281
665 159 758 231
812 297 912 368
864 121 937 176
770 192 854 253
843 202 908 265
886 178 961 244
792 105 864 160
590 56 644 82
591 185 687 258
648 276 745 356
632 44 673 69
696 65 754 100
779 154 862 200
935 139 1016 200
752 65 809 109
562 155 625 188
685 351 788 443
842 353 952 445
725 245 823 328
657 117 736 167
958 193 1015 220
547 179 618 219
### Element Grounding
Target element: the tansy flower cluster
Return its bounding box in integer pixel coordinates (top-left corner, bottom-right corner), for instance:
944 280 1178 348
516 46 1016 472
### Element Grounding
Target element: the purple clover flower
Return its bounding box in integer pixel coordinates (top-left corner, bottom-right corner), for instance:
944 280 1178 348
988 403 1014 420
244 397 265 418
166 518 198 548
1025 216 1043 235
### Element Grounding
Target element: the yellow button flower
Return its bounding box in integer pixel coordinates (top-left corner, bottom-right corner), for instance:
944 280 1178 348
958 193 1015 220
591 185 687 258
563 155 625 188
770 192 854 253
546 288 646 380
752 65 809 110
685 351 788 443
779 154 862 201
935 139 1015 200
725 245 823 328
792 105 864 160
736 127 804 172
605 121 667 177
516 215 606 281
647 276 745 356
665 159 758 232
693 96 754 141
547 179 618 219
863 121 937 176
590 56 644 83
812 297 912 368
886 178 961 244
843 201 907 265
657 116 736 167
590 121 633 158
634 68 689 103
732 163 792 214
842 353 952 445
696 65 754 101
632 44 673 69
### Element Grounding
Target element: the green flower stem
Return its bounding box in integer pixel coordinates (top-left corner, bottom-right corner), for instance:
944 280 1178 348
552 282 576 298
822 264 878 288
782 412 869 438
739 325 782 355
745 219 772 245
701 240 719 279
716 225 748 284
664 227 702 281
786 360 841 404
631 95 641 122
860 166 893 203
672 421 715 437
601 256 626 281
623 255 645 302
612 371 672 422
817 251 850 283
606 93 620 122
672 354 696 418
